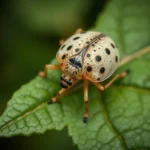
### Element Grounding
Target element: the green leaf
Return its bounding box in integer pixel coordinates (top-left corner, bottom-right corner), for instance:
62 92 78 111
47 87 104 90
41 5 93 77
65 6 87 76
0 0 150 150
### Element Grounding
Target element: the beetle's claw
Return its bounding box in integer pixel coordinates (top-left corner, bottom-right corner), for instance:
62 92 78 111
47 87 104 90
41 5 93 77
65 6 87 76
48 99 53 104
83 117 88 123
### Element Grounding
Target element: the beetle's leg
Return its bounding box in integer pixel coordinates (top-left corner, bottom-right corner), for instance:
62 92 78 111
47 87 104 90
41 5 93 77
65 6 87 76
83 80 89 123
104 70 129 89
38 64 61 77
59 39 65 46
48 80 79 104
93 70 130 90
75 28 84 33
92 82 105 91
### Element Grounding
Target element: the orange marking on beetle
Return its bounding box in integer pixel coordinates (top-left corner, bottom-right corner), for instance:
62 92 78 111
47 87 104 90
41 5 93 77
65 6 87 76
81 75 85 79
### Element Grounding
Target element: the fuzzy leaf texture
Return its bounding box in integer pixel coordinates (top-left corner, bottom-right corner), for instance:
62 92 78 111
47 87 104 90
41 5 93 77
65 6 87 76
0 0 150 150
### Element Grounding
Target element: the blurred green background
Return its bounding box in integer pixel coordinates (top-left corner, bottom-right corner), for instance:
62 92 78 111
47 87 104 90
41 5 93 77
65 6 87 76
0 0 105 149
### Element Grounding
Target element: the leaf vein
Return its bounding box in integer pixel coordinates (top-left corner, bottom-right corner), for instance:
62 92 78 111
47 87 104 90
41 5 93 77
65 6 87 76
98 93 127 150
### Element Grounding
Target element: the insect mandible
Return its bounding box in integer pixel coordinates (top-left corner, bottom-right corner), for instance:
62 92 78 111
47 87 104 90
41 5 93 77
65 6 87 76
39 28 129 123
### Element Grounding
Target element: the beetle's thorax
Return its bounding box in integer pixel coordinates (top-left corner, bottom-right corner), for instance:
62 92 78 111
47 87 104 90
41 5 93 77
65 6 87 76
59 35 103 79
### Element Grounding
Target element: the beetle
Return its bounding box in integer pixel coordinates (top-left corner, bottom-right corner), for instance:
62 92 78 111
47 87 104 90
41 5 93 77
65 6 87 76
39 28 129 123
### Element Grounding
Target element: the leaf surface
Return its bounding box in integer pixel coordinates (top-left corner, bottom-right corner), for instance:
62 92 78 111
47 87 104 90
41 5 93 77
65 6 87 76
0 0 150 149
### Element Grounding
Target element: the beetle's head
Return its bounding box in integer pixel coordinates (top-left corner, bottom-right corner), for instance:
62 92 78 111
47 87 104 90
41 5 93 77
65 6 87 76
60 73 76 89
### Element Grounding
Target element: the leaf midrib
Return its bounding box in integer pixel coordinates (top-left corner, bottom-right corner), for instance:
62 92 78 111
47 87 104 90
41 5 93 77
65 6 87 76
97 89 127 150
0 102 47 134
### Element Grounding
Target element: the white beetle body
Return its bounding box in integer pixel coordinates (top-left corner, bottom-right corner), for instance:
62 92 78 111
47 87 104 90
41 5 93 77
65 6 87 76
56 31 119 83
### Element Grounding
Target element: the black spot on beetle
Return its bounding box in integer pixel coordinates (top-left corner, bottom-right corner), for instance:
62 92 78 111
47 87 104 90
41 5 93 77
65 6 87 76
100 67 105 73
111 43 115 48
115 56 118 62
75 48 80 52
105 48 111 55
73 37 80 40
95 55 101 62
97 78 100 81
61 44 66 50
87 66 92 72
86 54 90 57
67 45 72 50
62 54 66 59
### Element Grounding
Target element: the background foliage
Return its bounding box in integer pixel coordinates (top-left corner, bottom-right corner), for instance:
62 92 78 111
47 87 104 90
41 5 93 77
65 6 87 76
0 0 150 150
